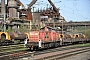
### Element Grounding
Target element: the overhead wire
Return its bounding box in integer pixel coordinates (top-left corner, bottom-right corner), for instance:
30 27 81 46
58 0 90 21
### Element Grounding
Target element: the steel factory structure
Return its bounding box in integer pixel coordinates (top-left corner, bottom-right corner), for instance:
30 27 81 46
0 0 90 31
0 0 66 31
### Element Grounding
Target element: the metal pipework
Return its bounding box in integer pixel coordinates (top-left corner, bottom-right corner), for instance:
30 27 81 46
1 0 6 15
28 0 37 9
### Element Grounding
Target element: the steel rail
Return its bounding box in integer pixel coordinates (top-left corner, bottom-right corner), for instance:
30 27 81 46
33 47 90 60
17 43 90 60
0 43 90 60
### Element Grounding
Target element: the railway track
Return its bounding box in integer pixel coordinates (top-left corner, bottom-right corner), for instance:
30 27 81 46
0 44 25 50
0 44 29 57
33 47 90 60
0 43 90 60
19 44 90 60
0 41 24 46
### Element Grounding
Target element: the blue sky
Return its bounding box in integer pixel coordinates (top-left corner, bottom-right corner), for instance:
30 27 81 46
20 0 90 22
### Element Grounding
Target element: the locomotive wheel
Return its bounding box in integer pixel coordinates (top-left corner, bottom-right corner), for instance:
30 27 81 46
30 46 34 51
33 46 39 51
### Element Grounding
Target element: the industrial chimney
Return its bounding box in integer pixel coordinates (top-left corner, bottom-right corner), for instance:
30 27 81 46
8 0 19 18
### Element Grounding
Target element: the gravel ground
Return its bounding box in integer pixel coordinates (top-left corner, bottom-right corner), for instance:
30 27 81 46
59 51 90 60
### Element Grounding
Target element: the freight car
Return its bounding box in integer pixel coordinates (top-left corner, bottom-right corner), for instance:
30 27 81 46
59 33 88 45
0 31 28 45
25 27 89 50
